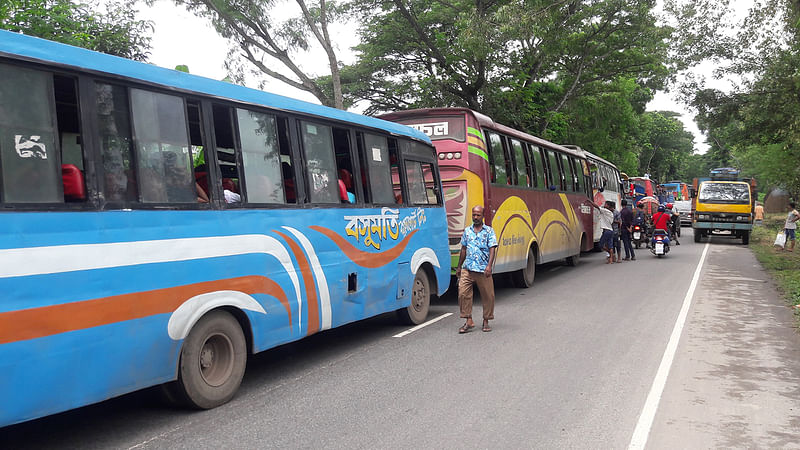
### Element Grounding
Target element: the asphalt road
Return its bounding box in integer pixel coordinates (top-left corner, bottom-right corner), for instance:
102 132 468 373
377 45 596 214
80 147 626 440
2 228 798 449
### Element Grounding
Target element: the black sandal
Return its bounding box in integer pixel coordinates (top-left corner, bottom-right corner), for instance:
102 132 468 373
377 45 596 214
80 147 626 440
458 323 475 334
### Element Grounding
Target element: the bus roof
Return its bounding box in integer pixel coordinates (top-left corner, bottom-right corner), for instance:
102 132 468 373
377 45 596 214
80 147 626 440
0 29 429 144
378 107 585 159
564 146 616 168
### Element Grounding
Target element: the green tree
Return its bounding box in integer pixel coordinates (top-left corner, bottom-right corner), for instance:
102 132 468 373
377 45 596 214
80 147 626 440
352 0 671 137
667 0 800 198
0 0 153 61
174 0 351 109
636 111 694 182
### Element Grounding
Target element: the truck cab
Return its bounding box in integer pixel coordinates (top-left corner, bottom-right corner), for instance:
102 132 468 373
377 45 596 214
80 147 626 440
691 168 756 244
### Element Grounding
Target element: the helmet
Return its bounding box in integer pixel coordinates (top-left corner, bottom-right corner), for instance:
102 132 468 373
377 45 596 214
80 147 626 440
657 205 665 212
666 203 673 209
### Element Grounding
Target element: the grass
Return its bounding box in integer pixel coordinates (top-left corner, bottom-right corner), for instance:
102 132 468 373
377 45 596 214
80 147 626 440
750 213 800 324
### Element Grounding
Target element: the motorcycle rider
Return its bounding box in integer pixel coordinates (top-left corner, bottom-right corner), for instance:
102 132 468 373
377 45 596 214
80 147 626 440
664 202 681 245
652 205 671 234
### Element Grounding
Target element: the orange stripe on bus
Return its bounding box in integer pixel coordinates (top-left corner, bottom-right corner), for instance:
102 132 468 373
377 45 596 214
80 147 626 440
273 230 319 336
309 226 417 268
0 275 290 345
467 135 485 149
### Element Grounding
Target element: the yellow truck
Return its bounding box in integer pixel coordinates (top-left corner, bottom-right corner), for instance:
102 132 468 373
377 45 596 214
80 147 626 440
691 168 756 244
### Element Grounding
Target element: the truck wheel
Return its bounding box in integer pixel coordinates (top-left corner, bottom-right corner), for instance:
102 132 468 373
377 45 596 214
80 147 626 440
397 270 431 325
742 231 750 245
169 310 247 409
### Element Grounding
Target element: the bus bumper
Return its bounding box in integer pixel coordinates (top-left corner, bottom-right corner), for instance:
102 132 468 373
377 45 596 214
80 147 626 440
693 222 752 230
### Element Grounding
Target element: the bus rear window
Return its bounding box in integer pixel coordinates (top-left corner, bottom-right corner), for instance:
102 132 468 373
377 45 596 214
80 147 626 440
399 116 466 142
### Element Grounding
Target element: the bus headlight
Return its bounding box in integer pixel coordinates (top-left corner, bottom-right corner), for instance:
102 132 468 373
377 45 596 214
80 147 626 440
446 153 454 159
454 152 462 159
438 153 446 159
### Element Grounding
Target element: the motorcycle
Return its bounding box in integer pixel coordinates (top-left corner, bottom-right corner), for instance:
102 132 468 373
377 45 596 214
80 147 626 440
650 229 671 257
632 224 646 249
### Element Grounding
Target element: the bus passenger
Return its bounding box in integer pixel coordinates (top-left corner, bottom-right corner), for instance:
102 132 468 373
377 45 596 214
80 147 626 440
456 205 498 334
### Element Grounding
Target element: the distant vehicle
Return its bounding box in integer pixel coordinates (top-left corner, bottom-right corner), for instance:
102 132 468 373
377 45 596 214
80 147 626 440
631 177 658 214
673 200 692 226
659 181 690 203
0 30 450 427
379 108 596 288
692 168 756 244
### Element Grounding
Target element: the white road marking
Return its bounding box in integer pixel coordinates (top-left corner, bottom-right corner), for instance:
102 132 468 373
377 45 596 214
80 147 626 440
393 313 453 338
628 242 710 450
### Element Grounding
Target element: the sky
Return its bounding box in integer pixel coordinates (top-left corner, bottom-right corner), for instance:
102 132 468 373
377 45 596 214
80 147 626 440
134 0 744 155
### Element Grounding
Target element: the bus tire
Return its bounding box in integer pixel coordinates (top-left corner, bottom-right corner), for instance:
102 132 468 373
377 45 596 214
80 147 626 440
511 248 536 288
397 270 431 325
742 231 750 245
170 310 247 409
565 252 580 267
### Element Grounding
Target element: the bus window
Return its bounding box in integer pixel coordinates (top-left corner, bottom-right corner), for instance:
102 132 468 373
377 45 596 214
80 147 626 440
210 105 242 203
511 139 529 187
96 82 138 203
236 108 284 204
300 121 339 204
574 158 586 195
560 153 574 192
487 132 508 185
0 64 63 203
545 149 562 190
358 132 395 205
529 145 545 189
130 89 195 203
332 128 357 203
406 160 439 205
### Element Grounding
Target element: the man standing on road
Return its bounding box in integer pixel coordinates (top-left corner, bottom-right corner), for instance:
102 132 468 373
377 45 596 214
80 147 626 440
598 201 615 264
620 199 635 260
456 205 498 333
784 202 799 252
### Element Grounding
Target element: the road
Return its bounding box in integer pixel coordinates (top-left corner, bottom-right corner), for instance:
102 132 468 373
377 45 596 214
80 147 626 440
2 228 799 449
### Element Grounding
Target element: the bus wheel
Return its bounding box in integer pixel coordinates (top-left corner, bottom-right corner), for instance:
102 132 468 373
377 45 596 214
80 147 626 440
171 310 247 409
565 252 580 267
742 231 750 245
512 248 536 288
398 270 431 325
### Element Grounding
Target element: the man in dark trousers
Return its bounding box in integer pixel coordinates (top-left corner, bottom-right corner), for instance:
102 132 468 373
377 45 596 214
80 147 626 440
456 205 498 333
620 199 635 260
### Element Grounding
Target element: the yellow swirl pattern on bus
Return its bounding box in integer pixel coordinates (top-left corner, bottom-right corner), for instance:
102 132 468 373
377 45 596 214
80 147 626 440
492 194 581 268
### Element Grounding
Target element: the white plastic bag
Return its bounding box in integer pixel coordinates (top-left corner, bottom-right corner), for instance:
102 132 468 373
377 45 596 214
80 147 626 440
774 231 786 248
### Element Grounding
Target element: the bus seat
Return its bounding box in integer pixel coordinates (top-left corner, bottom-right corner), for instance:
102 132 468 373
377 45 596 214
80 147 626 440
338 179 348 202
62 164 85 201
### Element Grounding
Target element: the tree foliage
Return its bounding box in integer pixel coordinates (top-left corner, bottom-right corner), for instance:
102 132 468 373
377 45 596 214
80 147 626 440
666 0 800 198
174 0 351 109
0 0 153 61
346 0 677 173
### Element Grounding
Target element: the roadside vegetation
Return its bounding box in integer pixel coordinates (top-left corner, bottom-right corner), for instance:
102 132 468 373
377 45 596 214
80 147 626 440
750 213 800 323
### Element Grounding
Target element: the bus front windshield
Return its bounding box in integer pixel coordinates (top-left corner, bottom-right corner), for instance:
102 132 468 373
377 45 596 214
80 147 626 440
699 183 750 204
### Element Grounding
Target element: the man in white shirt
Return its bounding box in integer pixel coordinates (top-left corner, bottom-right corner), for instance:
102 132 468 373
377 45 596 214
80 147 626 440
598 201 615 264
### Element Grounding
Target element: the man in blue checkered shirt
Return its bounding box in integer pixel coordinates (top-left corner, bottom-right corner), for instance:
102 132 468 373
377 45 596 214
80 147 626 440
455 205 498 333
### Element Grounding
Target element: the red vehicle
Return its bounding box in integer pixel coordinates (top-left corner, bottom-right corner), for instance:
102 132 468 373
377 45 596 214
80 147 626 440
379 108 595 287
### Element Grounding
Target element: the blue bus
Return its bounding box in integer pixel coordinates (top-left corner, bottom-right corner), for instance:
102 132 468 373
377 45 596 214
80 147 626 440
0 30 449 426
